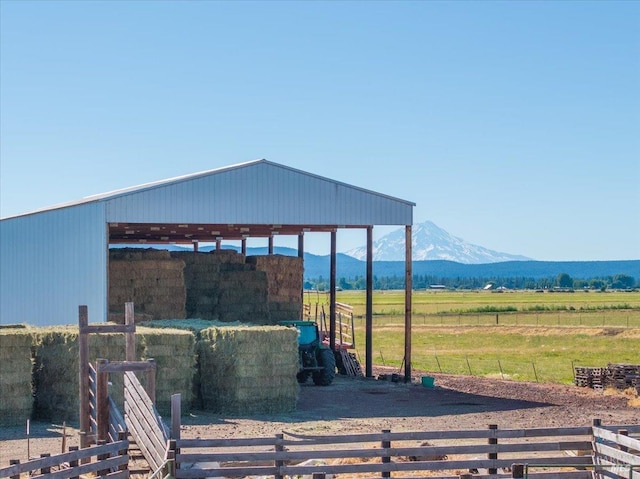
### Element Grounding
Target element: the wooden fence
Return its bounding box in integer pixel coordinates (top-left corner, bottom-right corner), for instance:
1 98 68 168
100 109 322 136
169 421 640 479
124 370 169 473
592 425 640 479
0 437 129 479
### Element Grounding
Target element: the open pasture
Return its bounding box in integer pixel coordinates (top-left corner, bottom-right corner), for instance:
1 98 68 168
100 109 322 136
325 290 640 384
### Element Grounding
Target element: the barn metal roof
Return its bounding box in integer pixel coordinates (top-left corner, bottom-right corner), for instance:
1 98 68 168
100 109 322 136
3 159 414 244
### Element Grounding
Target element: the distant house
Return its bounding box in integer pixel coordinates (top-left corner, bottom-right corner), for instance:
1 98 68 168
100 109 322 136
429 285 447 290
483 284 494 290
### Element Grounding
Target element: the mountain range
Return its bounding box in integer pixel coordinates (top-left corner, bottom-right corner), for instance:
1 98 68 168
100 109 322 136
111 220 639 281
346 221 531 263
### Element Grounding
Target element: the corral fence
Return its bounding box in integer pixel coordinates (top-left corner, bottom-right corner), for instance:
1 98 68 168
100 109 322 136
0 437 130 479
168 419 640 479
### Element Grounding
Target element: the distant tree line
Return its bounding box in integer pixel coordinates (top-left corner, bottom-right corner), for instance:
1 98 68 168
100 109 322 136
304 273 638 291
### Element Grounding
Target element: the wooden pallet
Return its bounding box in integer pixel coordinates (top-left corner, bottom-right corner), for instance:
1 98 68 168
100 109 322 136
338 349 363 377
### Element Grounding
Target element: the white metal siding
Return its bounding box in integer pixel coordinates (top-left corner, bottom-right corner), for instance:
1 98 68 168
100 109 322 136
105 162 413 225
0 203 107 326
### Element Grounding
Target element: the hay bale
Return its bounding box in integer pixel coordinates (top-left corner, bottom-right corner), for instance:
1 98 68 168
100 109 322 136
33 327 145 421
197 326 299 414
0 328 36 426
247 255 303 323
109 253 187 319
138 327 196 415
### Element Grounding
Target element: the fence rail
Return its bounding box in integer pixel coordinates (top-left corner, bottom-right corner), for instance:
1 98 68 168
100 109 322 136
0 439 129 479
171 422 640 479
124 370 168 473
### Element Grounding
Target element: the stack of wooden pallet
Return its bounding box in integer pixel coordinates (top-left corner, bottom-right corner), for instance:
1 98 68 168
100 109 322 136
574 366 606 390
605 363 640 392
574 363 640 392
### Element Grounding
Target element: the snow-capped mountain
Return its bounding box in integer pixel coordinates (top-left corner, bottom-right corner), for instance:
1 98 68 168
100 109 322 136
345 221 532 264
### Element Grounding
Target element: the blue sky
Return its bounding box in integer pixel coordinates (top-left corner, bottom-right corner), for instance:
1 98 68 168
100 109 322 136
1 0 638 261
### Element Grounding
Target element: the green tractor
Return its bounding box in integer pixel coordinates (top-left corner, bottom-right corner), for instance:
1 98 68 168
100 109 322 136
280 320 336 386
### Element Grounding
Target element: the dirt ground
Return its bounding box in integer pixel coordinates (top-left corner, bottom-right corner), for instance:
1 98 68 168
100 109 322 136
2 367 639 466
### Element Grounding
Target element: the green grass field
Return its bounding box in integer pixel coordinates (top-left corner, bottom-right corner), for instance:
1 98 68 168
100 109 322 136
304 289 640 384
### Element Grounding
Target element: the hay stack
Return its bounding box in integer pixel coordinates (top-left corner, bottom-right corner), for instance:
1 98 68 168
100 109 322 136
197 326 299 414
247 255 303 323
33 327 145 421
0 328 35 426
171 250 270 323
109 248 186 320
138 326 196 415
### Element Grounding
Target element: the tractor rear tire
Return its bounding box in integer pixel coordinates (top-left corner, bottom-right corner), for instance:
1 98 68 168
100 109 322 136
313 348 336 386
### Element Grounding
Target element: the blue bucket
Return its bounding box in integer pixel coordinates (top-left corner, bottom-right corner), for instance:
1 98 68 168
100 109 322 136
421 376 435 388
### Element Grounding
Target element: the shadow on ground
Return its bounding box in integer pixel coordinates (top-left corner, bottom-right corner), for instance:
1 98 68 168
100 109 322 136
182 374 552 426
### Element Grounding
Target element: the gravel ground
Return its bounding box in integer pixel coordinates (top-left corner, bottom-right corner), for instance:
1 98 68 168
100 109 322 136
2 368 638 468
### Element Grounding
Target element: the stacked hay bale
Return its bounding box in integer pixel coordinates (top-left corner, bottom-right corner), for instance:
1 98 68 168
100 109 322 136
109 248 186 319
138 326 196 415
172 250 271 324
198 326 299 414
247 255 303 323
33 326 193 421
0 327 35 426
33 327 142 421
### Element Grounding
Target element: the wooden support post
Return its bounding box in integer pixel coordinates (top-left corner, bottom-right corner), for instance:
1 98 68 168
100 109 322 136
167 449 176 478
118 431 128 471
78 305 90 449
329 231 337 351
97 440 109 477
381 429 391 479
125 302 135 362
193 241 199 252
69 447 79 479
216 238 222 250
96 359 109 443
171 393 182 440
366 226 373 378
298 234 304 305
169 439 179 473
40 454 51 475
488 424 498 475
9 460 19 479
275 433 284 479
146 358 156 405
268 236 274 255
618 429 629 453
512 463 525 479
241 238 247 255
404 225 412 382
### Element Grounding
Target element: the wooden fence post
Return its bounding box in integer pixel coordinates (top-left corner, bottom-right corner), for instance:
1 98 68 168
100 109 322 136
381 429 391 479
171 393 182 440
146 358 156 404
9 460 19 479
97 440 109 477
118 431 129 471
618 429 629 453
169 439 178 473
40 454 51 475
125 302 135 361
488 424 498 475
69 446 80 479
275 433 284 479
512 463 525 478
79 305 90 449
97 359 110 443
